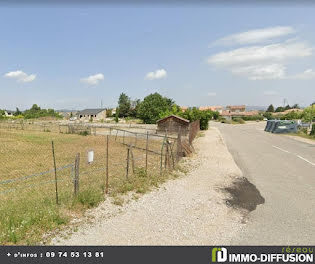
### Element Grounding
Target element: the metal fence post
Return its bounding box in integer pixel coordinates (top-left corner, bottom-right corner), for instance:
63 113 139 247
105 135 109 194
51 141 59 205
74 153 80 197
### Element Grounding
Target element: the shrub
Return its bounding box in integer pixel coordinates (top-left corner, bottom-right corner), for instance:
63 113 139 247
233 117 245 124
79 130 89 136
242 115 263 121
77 190 103 208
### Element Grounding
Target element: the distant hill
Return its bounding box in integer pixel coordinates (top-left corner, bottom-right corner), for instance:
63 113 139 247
246 106 267 111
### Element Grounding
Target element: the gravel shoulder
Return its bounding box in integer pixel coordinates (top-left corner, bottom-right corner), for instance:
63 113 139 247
51 127 245 245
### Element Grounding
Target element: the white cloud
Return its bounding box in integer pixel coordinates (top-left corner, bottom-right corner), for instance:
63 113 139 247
230 64 286 80
290 69 315 80
207 92 217 96
80 73 104 85
207 39 314 80
207 42 312 67
4 70 36 83
212 26 295 46
264 90 279 96
207 26 315 81
145 69 167 80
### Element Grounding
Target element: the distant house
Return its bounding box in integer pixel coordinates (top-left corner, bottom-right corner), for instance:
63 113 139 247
77 109 106 121
221 110 259 120
4 110 15 117
199 106 223 113
226 105 246 113
180 106 188 112
157 115 190 135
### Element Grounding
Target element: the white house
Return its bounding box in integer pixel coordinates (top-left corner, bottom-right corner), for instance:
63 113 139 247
77 109 106 121
4 110 15 117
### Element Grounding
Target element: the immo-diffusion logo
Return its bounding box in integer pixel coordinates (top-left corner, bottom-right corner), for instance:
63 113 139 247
212 247 228 262
211 247 314 263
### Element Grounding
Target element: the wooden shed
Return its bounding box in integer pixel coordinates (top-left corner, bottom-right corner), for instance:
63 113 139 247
156 115 190 135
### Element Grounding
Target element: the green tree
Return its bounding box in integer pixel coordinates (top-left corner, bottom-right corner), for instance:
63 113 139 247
13 107 22 116
292 104 300 109
275 106 284 112
212 111 220 120
129 99 141 118
23 104 62 119
106 108 112 117
137 93 175 124
114 108 119 123
159 106 214 130
303 105 315 122
263 112 273 120
118 93 131 117
266 104 275 112
0 109 5 119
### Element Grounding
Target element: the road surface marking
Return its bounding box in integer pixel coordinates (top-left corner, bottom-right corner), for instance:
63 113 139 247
273 145 315 167
272 145 291 154
297 155 315 167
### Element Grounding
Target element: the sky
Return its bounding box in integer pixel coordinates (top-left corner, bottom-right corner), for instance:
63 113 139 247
0 4 315 110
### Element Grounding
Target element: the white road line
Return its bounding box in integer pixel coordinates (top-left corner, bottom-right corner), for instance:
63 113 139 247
272 145 315 167
297 155 315 167
272 145 291 154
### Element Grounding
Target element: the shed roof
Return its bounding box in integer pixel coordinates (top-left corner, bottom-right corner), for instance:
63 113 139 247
156 114 190 124
77 109 106 115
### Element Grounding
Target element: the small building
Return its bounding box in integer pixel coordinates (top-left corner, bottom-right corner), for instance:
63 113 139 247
156 115 190 135
226 105 246 113
221 110 259 120
4 110 15 117
77 109 106 121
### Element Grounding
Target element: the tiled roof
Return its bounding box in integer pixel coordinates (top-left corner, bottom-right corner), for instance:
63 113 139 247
199 106 223 111
221 111 259 116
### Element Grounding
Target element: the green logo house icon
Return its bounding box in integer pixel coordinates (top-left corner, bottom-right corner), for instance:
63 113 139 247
212 247 228 262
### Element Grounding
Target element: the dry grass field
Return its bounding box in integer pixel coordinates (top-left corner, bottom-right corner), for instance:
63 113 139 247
0 128 173 245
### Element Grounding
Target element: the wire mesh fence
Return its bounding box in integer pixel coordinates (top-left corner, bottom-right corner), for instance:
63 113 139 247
0 124 194 244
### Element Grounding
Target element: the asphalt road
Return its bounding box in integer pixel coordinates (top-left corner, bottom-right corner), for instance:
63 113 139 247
212 121 315 245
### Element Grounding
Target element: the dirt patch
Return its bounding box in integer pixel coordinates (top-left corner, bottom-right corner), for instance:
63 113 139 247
222 177 265 212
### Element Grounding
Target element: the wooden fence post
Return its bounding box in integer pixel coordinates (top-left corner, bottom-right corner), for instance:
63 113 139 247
74 153 80 197
105 135 109 194
160 136 166 176
176 128 182 162
51 141 59 205
145 132 149 174
130 147 135 174
126 147 130 180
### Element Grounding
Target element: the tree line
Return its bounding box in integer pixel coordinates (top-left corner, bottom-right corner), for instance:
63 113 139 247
264 102 315 122
114 92 219 130
0 104 62 120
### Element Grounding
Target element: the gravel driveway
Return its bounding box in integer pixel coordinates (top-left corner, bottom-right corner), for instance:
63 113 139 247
51 127 245 245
